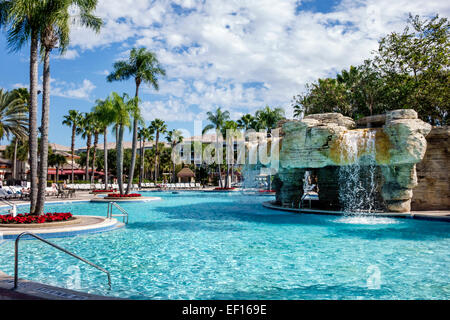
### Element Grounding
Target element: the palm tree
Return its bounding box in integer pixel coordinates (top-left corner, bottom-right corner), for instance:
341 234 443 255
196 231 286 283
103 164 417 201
35 0 102 215
4 137 28 181
79 112 95 181
0 89 28 181
107 47 166 194
62 110 83 184
254 106 285 133
166 129 183 183
0 0 44 213
237 114 256 131
137 126 154 188
93 97 115 188
202 107 230 188
221 120 239 188
110 92 136 194
149 119 167 182
90 115 102 184
48 153 66 183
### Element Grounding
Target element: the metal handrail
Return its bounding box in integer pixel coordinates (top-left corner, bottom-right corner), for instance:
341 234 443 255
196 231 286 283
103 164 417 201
107 202 128 224
14 232 111 290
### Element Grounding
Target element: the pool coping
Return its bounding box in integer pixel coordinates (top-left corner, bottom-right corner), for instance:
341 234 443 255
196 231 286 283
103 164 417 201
0 271 122 300
0 216 125 240
262 201 450 222
90 196 162 203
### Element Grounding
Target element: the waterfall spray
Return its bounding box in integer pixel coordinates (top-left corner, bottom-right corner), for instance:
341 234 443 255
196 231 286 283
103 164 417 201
337 129 379 214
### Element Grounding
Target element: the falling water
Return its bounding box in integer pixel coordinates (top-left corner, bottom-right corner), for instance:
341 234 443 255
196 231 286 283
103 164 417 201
337 129 380 214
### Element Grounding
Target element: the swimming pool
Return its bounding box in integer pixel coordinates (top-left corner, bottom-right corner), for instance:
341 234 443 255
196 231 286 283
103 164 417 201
1 192 449 299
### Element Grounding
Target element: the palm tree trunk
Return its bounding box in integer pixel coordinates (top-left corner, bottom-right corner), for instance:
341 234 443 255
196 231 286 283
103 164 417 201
71 125 75 184
117 125 124 195
35 48 51 215
154 132 159 182
126 84 140 194
103 128 108 188
85 135 91 182
91 133 98 184
12 138 18 181
29 31 39 213
139 137 145 188
216 136 223 188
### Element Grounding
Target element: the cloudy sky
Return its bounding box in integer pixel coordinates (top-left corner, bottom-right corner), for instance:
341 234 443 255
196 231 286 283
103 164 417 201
0 0 448 148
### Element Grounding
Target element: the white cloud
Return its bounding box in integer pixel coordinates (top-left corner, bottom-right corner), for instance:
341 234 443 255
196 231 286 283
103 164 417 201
64 0 449 121
53 49 79 60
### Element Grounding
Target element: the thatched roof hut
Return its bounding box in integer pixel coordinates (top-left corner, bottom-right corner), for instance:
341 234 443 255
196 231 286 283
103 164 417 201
177 167 195 179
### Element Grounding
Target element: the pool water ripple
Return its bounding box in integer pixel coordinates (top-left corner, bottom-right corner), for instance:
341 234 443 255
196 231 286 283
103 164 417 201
0 192 449 299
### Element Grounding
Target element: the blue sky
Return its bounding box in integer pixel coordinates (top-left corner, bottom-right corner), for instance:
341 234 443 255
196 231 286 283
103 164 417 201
0 0 448 148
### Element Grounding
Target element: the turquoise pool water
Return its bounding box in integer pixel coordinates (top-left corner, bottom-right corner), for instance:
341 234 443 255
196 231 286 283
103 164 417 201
0 192 449 300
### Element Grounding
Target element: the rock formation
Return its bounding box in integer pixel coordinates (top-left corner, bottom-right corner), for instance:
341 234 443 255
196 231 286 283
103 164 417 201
274 109 432 212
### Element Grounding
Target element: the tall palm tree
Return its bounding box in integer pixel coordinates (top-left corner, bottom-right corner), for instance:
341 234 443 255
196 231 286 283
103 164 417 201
62 109 83 184
90 116 102 184
93 96 115 188
137 126 154 188
35 0 102 215
0 89 28 181
166 129 183 183
107 47 166 194
79 112 94 181
149 119 167 182
0 0 43 212
110 92 136 194
202 107 230 188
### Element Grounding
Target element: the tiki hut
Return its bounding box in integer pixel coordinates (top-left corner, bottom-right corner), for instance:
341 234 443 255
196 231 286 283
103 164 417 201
177 167 195 183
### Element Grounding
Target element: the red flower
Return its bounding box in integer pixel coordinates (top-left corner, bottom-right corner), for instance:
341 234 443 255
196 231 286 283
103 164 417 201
0 212 73 224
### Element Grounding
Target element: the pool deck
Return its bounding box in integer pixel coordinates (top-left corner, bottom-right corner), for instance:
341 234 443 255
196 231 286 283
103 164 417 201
0 271 121 300
262 201 450 222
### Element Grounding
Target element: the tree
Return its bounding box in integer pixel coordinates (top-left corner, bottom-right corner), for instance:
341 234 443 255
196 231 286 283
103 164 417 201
374 14 449 124
0 89 28 181
107 47 166 193
149 119 167 182
166 129 183 183
255 106 285 132
0 0 43 212
93 96 115 188
110 92 136 194
62 109 83 184
292 78 352 118
237 114 256 131
48 153 66 183
138 126 154 188
79 112 95 181
202 107 230 188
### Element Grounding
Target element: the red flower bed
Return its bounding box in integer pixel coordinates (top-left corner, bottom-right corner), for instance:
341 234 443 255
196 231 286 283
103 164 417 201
0 212 73 224
214 187 236 190
92 189 115 193
107 193 142 198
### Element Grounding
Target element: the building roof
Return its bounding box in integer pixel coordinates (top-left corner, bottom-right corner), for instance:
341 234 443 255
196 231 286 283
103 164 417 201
49 143 71 152
177 167 195 178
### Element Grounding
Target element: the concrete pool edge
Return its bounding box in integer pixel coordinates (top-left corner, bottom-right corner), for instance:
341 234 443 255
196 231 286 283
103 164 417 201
0 271 122 300
262 201 450 223
0 216 125 240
